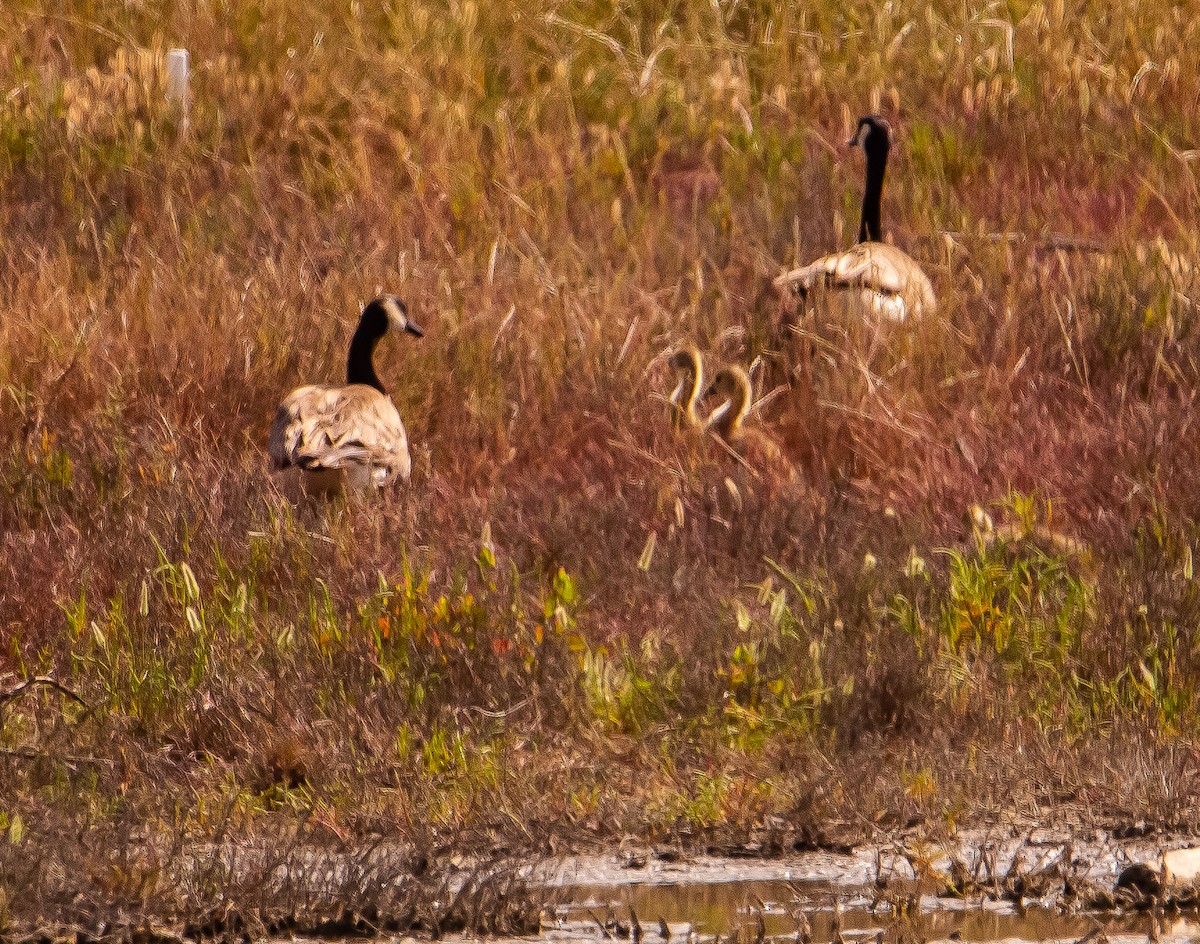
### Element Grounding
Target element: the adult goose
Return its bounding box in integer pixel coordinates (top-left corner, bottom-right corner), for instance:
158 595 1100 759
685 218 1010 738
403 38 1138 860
704 365 795 481
774 115 936 322
269 295 423 497
667 344 706 431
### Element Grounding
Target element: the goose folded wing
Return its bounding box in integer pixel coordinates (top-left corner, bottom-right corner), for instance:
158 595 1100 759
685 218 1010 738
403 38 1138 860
774 246 898 293
269 385 411 477
774 244 935 312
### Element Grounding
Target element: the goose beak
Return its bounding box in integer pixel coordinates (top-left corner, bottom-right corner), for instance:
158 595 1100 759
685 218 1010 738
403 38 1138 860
404 320 425 338
847 128 862 148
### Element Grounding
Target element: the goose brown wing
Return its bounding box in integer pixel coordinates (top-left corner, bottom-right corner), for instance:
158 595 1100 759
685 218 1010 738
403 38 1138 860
268 384 412 480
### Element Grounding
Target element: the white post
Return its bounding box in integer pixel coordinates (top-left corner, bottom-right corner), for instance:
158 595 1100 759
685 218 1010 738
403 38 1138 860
167 48 190 133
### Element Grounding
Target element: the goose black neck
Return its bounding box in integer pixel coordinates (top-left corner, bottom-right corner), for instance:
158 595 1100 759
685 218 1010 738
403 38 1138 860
346 330 386 393
858 140 887 244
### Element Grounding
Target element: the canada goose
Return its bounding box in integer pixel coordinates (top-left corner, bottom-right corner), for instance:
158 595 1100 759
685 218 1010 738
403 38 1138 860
704 365 795 480
667 344 705 430
774 115 936 322
268 295 424 497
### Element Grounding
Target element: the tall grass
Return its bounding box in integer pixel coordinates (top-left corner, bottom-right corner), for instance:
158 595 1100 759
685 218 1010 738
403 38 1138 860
3 0 1200 908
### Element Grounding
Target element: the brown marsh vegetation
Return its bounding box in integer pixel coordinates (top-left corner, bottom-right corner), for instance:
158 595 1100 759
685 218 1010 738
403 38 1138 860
3 0 1200 932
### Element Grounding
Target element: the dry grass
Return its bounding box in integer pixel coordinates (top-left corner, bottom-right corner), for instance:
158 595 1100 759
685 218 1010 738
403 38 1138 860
3 0 1200 930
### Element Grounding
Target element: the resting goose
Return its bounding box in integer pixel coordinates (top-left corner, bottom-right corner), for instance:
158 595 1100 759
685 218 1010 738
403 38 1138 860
774 115 936 322
704 365 795 481
268 295 423 497
667 344 706 430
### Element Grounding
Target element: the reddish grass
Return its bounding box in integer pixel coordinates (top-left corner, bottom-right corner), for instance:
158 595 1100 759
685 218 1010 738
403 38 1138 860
2 5 1200 928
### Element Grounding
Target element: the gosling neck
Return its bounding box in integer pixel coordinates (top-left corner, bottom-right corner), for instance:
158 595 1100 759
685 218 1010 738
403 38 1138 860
708 379 750 441
671 365 704 428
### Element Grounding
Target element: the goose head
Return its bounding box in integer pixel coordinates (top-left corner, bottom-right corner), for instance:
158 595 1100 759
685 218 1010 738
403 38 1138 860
704 365 751 401
848 114 892 156
347 295 424 392
668 344 702 377
362 294 424 340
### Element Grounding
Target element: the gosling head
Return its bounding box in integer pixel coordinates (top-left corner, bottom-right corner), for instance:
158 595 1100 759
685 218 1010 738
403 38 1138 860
705 365 748 401
668 344 702 377
703 366 755 440
360 295 425 341
848 114 891 158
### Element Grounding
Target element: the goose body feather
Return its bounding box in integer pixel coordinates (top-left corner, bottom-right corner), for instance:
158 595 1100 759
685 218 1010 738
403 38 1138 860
269 383 411 487
773 242 936 322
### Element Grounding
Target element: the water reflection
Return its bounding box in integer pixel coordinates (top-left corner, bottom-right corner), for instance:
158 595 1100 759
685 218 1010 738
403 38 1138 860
544 877 1172 944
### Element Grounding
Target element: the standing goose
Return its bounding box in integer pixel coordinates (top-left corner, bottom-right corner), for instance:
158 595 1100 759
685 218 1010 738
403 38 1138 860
704 365 795 481
774 115 936 322
269 295 424 497
667 344 706 430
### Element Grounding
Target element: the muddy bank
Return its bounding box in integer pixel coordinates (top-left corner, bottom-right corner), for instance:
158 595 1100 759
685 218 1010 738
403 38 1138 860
542 825 1177 888
0 842 541 944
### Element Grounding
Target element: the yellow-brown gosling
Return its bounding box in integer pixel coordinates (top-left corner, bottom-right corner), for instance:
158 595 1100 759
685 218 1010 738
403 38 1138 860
667 344 706 431
774 115 936 323
268 294 424 497
704 365 795 480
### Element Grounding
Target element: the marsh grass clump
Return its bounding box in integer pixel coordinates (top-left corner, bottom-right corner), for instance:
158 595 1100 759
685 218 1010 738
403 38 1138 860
4 0 1200 924
0 808 543 942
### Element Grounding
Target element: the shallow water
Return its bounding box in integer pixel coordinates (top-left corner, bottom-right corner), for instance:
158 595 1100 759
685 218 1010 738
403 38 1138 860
547 877 1158 942
512 839 1193 944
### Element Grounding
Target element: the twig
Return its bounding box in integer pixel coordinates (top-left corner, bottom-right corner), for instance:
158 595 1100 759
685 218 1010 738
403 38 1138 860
749 384 790 416
606 437 681 477
0 675 88 710
589 909 613 939
0 747 114 767
704 429 762 479
935 231 1103 254
814 399 923 439
466 699 530 719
